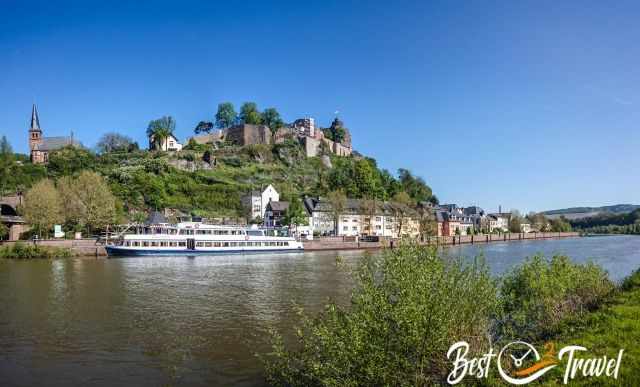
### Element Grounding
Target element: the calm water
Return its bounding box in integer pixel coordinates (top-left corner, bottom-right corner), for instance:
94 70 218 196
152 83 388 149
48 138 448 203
1 235 639 386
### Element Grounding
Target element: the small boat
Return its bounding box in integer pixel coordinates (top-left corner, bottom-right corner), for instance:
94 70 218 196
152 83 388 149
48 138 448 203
105 221 303 256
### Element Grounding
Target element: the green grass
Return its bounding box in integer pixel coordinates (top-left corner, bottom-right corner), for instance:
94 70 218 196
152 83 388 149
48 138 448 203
538 270 640 385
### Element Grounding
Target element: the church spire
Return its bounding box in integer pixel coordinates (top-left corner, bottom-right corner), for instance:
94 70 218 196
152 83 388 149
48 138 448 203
30 104 41 131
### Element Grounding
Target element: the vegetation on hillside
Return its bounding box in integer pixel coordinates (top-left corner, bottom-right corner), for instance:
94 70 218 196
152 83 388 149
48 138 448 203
570 209 640 235
0 131 436 235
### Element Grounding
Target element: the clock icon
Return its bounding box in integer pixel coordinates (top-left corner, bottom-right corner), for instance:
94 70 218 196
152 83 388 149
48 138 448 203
497 341 557 385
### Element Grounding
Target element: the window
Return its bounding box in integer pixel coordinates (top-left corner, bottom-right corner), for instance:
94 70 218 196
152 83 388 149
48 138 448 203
143 241 149 247
376 217 382 222
196 242 204 247
352 226 357 231
343 226 348 231
205 242 212 247
178 242 186 247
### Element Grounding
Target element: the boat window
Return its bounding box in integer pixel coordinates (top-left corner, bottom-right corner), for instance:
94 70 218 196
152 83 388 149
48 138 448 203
196 242 204 247
214 242 222 247
223 242 229 247
238 242 245 247
142 241 149 247
247 230 263 237
178 242 186 247
205 242 212 247
284 242 289 246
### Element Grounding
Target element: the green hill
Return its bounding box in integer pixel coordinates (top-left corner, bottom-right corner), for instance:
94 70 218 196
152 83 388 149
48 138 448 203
0 139 436 220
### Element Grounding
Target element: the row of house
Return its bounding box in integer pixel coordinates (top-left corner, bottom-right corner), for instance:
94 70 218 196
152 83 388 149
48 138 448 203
434 204 530 236
242 185 420 239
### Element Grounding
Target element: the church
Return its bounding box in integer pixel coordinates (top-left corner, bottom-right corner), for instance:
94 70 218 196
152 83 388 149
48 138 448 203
28 104 80 164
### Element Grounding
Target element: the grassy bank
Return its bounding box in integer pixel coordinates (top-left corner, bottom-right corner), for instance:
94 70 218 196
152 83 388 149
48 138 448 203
0 243 75 259
540 270 640 385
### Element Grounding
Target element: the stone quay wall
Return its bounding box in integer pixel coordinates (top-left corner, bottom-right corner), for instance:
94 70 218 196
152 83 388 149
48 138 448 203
303 232 580 251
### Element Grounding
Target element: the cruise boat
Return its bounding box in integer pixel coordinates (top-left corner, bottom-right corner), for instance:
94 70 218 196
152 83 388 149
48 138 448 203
105 220 303 256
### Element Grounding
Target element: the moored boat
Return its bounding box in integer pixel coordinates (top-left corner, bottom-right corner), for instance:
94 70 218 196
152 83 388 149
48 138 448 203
105 220 303 256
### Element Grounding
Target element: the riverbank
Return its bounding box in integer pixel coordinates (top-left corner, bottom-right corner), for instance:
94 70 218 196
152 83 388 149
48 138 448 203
0 239 106 257
303 231 580 251
537 269 640 385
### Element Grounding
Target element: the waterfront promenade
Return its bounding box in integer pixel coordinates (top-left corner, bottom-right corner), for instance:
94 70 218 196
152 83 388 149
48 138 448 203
0 232 580 256
303 231 580 251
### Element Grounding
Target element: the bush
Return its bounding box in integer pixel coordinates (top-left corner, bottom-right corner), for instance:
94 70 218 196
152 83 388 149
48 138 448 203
263 244 498 386
499 254 614 340
0 242 74 259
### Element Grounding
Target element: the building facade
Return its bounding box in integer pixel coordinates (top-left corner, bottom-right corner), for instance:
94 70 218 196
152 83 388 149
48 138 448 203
149 133 183 151
264 201 290 228
28 104 80 164
242 184 279 220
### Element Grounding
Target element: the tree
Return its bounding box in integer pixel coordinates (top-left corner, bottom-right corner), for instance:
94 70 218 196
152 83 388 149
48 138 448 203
282 197 309 227
0 136 12 156
509 210 523 233
239 102 263 125
360 198 377 236
0 222 8 240
57 172 117 234
390 191 413 237
398 168 433 203
96 132 136 153
327 189 347 236
262 107 284 139
146 116 176 150
215 102 237 129
23 179 63 238
194 121 214 134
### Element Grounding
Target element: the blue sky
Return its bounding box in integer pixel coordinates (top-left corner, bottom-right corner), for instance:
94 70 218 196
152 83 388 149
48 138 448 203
1 0 638 213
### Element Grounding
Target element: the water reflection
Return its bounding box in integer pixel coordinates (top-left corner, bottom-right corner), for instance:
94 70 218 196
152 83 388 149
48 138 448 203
0 236 639 386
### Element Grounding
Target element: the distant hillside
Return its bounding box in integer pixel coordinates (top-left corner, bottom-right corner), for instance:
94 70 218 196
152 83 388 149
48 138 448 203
543 204 640 220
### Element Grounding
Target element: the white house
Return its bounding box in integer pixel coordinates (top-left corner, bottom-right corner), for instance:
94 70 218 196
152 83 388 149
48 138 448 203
149 133 183 151
242 184 279 220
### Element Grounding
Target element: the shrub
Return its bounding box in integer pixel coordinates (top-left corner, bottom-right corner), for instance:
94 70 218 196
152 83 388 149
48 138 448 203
0 242 74 259
499 254 614 341
263 244 498 386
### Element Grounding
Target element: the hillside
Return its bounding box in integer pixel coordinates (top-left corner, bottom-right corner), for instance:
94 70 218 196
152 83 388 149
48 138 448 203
543 204 640 220
0 139 436 221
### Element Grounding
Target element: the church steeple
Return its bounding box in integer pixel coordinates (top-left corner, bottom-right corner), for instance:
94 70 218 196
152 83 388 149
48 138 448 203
30 104 41 131
29 104 43 153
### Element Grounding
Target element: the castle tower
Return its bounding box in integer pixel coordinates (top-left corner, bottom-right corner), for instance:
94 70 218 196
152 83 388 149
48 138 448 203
28 104 43 151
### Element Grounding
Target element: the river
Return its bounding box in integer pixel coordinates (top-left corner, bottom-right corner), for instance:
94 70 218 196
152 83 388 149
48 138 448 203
1 235 639 386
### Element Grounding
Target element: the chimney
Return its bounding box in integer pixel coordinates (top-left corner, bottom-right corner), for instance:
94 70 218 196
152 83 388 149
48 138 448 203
499 205 502 214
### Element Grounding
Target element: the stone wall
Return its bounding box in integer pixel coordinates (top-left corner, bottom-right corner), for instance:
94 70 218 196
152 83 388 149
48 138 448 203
226 124 271 146
1 239 107 256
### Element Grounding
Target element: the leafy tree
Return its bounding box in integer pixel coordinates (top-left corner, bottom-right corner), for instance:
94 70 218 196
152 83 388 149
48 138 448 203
0 222 8 240
264 245 497 386
23 179 63 238
282 197 308 227
261 107 284 139
509 209 523 233
239 102 263 125
47 146 96 177
56 172 117 234
360 198 377 235
390 191 413 237
146 116 176 150
215 102 237 129
550 216 572 232
398 168 432 203
194 121 214 134
96 132 136 153
327 189 346 235
0 136 12 156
